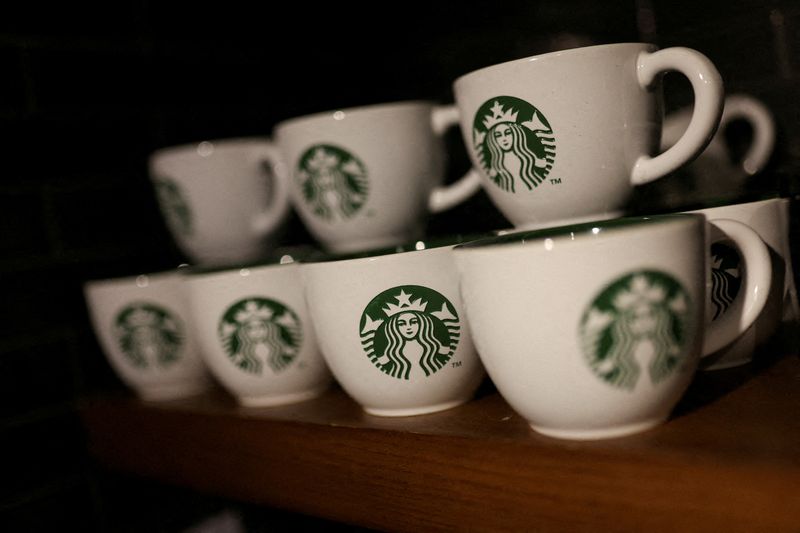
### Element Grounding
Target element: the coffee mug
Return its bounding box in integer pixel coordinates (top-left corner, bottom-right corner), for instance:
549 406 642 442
454 214 771 440
273 101 482 253
664 94 775 178
302 239 485 416
84 270 213 401
452 43 724 228
184 257 333 407
639 95 776 210
689 196 797 369
149 137 291 265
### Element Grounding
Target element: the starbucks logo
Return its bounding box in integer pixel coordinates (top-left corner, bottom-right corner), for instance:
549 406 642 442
297 144 368 221
473 96 556 193
114 303 184 369
218 298 302 375
579 271 692 391
154 177 193 237
710 243 742 321
360 286 460 380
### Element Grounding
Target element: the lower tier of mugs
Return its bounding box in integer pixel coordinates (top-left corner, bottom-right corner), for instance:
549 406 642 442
80 327 800 532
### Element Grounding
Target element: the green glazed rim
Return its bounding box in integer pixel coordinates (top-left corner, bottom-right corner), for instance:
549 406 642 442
678 190 783 211
631 190 784 216
303 232 495 264
456 214 703 250
185 246 320 276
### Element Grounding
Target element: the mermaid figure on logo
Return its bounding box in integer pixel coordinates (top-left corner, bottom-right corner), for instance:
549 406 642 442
581 273 690 390
116 305 183 368
474 98 556 193
220 299 300 374
710 243 741 320
298 146 368 221
379 310 451 380
153 177 193 237
361 287 461 380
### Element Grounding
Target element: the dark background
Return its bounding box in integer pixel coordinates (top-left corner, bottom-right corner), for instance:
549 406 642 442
2 1 799 530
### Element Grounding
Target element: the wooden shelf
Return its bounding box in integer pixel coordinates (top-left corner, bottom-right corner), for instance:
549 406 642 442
80 330 800 532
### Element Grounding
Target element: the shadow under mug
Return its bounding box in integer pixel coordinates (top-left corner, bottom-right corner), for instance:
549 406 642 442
149 137 291 265
454 214 771 440
272 101 482 253
452 42 724 229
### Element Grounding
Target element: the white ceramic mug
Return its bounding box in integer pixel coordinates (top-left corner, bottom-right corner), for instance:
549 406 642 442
452 42 724 228
84 270 213 401
689 196 797 369
302 239 485 416
183 258 332 407
664 94 775 178
454 214 771 440
643 95 777 210
149 137 291 265
273 101 482 253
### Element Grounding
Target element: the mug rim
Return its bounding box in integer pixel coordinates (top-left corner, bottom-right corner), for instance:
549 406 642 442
455 214 703 252
453 42 657 88
680 191 784 212
630 191 785 217
301 232 492 267
149 136 273 163
184 255 303 278
273 99 438 133
83 267 187 291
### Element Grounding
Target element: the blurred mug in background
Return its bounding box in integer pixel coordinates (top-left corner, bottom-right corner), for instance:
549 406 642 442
149 137 291 266
631 94 776 212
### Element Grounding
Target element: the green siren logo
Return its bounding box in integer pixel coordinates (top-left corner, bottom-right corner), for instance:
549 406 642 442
297 144 368 221
114 303 184 369
154 177 193 237
360 286 460 380
710 243 742 320
218 297 302 374
473 96 555 193
579 271 692 391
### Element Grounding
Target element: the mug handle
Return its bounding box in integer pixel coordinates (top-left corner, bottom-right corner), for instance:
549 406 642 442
250 143 292 237
427 105 483 213
701 218 772 356
719 94 776 175
631 47 725 186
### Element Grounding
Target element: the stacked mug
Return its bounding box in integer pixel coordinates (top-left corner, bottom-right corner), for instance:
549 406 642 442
84 42 796 440
84 77 483 405
84 136 300 403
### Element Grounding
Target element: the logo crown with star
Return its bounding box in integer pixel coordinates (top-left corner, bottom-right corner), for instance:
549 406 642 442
382 289 427 317
127 308 159 327
234 301 274 324
306 147 340 172
482 100 519 130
